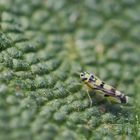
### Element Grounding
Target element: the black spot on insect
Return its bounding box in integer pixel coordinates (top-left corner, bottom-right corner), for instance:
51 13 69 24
89 75 95 82
91 75 94 78
111 88 116 94
119 95 127 103
82 78 87 81
100 82 105 88
104 94 110 97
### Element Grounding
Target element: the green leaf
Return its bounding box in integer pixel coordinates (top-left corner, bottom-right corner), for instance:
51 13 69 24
0 0 140 139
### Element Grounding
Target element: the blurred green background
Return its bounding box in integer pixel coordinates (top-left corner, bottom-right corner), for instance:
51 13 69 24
0 0 140 139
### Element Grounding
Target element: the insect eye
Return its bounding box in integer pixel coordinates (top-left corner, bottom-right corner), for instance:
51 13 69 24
80 73 85 77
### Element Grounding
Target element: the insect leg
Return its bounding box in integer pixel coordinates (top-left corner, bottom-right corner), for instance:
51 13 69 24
86 89 93 107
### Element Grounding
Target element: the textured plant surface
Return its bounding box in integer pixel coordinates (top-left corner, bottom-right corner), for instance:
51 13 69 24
0 0 140 140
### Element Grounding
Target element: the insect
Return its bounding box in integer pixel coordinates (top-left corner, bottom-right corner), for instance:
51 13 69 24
80 72 129 106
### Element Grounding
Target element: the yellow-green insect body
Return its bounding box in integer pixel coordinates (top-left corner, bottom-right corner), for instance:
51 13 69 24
80 72 129 104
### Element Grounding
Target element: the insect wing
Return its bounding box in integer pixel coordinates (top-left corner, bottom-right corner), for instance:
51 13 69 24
93 84 116 97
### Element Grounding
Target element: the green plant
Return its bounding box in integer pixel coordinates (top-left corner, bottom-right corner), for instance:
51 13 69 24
0 0 140 139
